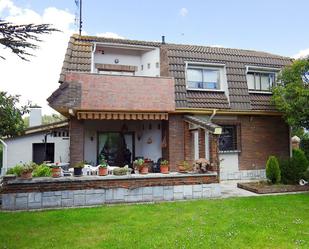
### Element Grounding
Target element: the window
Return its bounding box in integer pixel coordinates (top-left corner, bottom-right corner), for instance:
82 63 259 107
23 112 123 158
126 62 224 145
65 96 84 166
141 65 143 71
187 67 220 90
147 63 151 69
219 125 237 152
247 70 276 92
98 70 134 76
156 62 159 68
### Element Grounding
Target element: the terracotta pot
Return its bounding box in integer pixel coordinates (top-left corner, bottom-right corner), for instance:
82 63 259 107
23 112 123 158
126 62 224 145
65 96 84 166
21 171 32 179
51 167 61 178
139 165 148 174
99 167 108 176
160 165 169 174
178 165 186 173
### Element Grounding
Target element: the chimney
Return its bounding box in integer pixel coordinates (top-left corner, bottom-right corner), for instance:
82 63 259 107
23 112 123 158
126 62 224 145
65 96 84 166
161 35 165 44
29 106 42 127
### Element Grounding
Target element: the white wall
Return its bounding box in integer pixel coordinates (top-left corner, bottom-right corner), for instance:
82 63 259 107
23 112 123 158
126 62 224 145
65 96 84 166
5 132 69 167
84 120 162 165
93 46 160 77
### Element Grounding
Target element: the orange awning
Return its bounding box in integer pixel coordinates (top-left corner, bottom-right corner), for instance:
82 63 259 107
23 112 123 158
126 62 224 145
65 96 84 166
76 111 168 120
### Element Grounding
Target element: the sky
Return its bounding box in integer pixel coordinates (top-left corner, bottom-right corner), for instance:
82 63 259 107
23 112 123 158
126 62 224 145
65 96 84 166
1 0 309 114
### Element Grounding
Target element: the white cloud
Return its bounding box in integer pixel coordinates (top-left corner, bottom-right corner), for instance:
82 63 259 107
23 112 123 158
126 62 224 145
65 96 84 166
209 44 224 48
96 32 125 39
0 0 75 115
179 7 188 17
293 48 309 59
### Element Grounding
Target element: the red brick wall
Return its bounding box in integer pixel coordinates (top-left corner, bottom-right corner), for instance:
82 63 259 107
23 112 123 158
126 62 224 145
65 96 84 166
168 114 185 171
238 116 290 170
69 118 85 166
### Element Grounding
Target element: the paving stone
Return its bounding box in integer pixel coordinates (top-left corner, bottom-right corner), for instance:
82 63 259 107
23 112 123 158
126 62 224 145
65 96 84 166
28 202 42 209
174 185 183 193
183 185 193 197
113 188 127 200
73 194 85 206
43 191 55 197
73 190 85 195
61 191 73 199
16 193 28 197
163 188 174 201
153 186 164 198
142 195 153 202
28 192 41 203
129 188 142 196
91 189 105 194
2 194 15 209
174 192 183 200
193 185 202 192
105 189 113 201
202 188 211 198
62 198 74 207
85 193 105 205
142 187 153 195
15 197 28 210
42 196 61 208
193 191 202 199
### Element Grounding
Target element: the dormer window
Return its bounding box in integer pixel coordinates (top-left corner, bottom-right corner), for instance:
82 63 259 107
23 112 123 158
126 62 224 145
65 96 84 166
246 66 279 92
186 63 226 91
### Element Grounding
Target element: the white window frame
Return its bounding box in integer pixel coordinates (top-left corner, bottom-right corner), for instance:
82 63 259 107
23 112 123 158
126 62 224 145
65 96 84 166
205 131 210 160
185 62 226 92
246 66 280 94
192 130 199 160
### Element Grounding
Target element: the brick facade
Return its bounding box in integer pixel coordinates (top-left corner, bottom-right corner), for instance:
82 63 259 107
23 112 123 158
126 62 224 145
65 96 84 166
238 115 290 170
69 118 85 166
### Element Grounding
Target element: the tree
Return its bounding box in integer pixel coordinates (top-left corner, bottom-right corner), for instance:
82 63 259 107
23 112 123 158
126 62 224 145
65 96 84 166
0 20 58 61
0 91 30 138
272 58 309 130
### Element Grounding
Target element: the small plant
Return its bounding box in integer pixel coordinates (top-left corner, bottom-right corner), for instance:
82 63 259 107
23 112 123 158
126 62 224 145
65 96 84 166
99 159 108 168
21 163 35 174
6 164 23 176
33 164 52 177
178 161 191 172
266 156 281 184
113 166 129 176
133 159 145 169
74 161 85 168
160 160 169 165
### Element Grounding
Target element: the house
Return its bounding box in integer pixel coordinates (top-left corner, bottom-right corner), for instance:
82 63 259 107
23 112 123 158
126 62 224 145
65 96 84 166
48 34 292 180
3 107 69 169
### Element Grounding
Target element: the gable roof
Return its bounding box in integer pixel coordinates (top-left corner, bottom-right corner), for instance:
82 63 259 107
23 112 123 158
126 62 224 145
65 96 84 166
59 34 292 112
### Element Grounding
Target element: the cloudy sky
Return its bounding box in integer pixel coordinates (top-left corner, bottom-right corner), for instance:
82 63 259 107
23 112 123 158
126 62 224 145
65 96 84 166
1 0 309 114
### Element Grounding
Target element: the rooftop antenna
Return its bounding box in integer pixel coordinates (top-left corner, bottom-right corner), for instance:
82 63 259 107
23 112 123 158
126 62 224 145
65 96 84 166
74 0 83 36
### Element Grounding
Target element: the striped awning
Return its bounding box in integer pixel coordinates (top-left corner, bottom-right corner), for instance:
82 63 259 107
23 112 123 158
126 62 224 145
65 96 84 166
77 111 168 120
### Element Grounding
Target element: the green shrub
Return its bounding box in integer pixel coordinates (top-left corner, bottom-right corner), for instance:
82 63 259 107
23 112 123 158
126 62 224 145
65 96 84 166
266 156 281 184
304 170 309 182
33 164 52 177
280 149 309 184
6 164 23 176
300 138 309 161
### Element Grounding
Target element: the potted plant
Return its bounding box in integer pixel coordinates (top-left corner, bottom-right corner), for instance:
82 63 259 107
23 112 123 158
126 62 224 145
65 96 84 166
178 161 191 173
99 159 108 176
73 161 84 176
50 163 61 178
20 163 35 179
134 159 148 174
160 160 169 174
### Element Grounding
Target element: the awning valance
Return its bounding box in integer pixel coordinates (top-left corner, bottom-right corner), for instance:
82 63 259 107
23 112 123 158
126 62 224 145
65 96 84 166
184 115 222 134
77 111 168 120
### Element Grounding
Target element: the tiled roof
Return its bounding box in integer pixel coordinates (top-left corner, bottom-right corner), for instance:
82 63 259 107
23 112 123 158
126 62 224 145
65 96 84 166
59 34 292 111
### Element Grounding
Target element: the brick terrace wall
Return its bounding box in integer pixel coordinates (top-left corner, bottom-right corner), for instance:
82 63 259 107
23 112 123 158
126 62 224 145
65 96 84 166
69 118 85 166
168 115 185 171
238 115 290 170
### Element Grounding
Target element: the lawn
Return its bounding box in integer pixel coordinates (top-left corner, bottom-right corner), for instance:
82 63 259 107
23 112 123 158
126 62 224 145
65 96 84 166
0 194 309 249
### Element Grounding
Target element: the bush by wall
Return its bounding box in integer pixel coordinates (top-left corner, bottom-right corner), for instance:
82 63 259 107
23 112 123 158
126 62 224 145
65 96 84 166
280 148 309 184
32 164 51 177
300 138 309 161
266 156 281 184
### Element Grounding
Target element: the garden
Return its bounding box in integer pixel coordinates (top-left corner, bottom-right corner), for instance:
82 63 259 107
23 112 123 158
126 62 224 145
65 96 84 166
0 194 308 249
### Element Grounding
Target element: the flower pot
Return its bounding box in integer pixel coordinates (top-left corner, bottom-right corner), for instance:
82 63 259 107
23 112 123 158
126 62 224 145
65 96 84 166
51 167 61 178
20 171 32 179
160 165 169 174
139 165 148 174
178 165 187 173
74 168 83 176
99 167 108 176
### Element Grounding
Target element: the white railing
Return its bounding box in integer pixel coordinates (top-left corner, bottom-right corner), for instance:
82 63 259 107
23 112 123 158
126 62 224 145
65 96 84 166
0 139 8 176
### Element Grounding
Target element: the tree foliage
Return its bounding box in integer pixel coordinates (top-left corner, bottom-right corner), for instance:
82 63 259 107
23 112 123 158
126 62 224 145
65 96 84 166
266 156 281 184
272 59 309 130
0 91 30 138
0 19 58 61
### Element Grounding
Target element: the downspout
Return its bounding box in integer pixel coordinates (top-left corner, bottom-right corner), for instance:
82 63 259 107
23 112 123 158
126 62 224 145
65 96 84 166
91 42 97 73
0 139 8 176
209 109 217 121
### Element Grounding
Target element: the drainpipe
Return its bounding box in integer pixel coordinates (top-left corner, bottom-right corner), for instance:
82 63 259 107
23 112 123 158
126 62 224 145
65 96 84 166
0 139 8 176
91 42 97 73
209 109 217 121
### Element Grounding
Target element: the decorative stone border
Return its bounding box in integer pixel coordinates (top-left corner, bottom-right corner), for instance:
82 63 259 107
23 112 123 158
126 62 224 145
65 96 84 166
237 182 309 194
220 169 266 181
2 184 221 210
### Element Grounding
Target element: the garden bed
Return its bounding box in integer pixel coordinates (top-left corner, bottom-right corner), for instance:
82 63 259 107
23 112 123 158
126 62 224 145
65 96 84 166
238 181 309 194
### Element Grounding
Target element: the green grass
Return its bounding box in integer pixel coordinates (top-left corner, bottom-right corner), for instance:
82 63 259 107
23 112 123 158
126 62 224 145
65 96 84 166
1 194 309 249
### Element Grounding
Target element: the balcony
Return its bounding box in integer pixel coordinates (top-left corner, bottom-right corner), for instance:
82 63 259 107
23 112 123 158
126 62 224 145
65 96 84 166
48 72 175 117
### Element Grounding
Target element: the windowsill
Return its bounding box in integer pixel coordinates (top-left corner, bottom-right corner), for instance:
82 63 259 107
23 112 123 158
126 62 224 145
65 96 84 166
248 90 273 94
219 150 241 154
187 88 225 93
